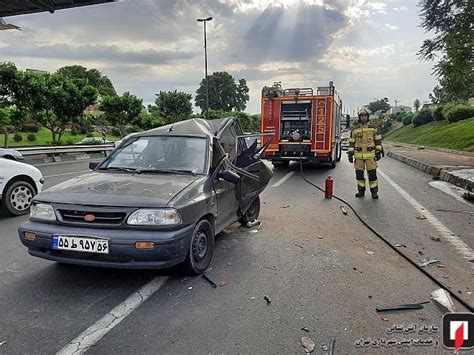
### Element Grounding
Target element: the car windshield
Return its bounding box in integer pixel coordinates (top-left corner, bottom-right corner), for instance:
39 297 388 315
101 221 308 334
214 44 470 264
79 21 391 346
103 136 208 174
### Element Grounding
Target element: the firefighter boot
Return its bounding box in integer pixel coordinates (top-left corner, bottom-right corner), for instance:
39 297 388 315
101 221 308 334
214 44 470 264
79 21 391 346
371 187 379 199
355 186 365 198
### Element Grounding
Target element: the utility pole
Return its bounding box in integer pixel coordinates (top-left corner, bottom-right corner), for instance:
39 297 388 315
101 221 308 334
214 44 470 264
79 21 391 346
197 17 213 118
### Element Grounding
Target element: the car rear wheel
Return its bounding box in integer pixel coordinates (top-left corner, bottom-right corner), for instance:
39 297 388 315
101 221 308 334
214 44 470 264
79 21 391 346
183 219 214 275
238 196 261 225
3 180 35 216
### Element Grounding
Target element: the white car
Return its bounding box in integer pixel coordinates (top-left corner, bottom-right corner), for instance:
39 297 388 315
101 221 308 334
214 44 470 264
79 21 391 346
0 159 44 215
341 130 351 150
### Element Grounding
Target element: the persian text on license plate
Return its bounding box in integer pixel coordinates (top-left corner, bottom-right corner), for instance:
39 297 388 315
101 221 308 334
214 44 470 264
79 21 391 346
52 235 109 254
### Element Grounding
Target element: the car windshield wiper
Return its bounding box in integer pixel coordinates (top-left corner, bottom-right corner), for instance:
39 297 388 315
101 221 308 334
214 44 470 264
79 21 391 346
135 168 197 176
98 166 138 173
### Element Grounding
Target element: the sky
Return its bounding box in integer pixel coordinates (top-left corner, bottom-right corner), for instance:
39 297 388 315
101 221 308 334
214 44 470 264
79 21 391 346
1 0 437 114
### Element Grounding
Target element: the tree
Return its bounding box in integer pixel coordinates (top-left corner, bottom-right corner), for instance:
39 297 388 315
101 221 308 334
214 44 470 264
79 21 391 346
99 92 143 137
418 0 474 102
57 65 116 97
32 73 98 144
413 99 420 112
367 98 390 115
154 90 192 125
195 71 250 113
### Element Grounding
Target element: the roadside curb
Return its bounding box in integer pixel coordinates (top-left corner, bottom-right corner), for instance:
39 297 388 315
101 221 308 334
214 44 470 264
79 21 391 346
386 150 473 191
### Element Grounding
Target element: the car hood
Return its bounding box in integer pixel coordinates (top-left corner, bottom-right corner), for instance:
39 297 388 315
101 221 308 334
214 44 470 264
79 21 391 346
36 171 202 208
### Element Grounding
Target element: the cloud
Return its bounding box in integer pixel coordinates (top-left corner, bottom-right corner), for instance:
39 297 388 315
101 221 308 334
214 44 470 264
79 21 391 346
1 42 198 65
384 23 398 30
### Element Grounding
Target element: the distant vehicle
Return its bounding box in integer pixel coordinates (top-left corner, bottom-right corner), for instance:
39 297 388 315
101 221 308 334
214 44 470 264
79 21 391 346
19 117 273 274
113 132 140 148
261 81 343 168
76 137 110 145
0 159 44 215
341 130 351 150
0 148 24 161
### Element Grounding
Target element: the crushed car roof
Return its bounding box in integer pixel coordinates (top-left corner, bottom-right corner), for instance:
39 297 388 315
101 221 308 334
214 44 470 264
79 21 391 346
140 117 234 138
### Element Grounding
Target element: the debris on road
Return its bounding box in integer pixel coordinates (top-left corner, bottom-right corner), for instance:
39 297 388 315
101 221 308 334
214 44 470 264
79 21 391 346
376 301 429 312
264 295 272 304
250 297 256 300
437 264 446 268
416 214 427 220
380 316 390 322
202 274 217 288
264 266 278 271
394 243 407 248
281 205 290 208
419 259 441 267
340 206 348 215
188 286 193 290
366 249 375 255
318 236 324 240
431 288 455 312
430 235 441 241
301 327 310 332
322 344 328 351
0 341 6 346
294 243 304 249
219 280 230 287
246 219 260 228
301 337 315 353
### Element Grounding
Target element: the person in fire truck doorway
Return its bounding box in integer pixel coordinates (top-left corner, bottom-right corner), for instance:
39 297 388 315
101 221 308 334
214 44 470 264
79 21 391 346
347 108 383 199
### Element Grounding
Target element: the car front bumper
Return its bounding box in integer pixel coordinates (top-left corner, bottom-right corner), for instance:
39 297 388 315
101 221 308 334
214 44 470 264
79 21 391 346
18 221 194 269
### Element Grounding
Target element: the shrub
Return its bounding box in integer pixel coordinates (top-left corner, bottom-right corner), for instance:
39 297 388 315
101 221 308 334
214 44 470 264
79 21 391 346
13 133 23 142
402 115 413 126
27 133 37 142
21 120 40 133
110 127 121 137
412 109 433 127
443 103 474 123
66 139 75 145
86 133 94 138
78 125 89 134
432 105 445 121
70 126 79 135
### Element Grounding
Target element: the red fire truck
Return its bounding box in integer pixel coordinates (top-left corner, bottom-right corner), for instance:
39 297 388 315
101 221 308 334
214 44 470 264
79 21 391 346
261 81 344 168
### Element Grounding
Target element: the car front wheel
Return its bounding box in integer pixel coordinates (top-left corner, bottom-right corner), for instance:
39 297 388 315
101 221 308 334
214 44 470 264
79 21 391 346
238 196 261 225
183 219 214 275
3 180 35 216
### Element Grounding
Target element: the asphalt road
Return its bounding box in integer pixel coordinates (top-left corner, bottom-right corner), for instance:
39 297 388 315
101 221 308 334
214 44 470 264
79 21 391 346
1 156 473 354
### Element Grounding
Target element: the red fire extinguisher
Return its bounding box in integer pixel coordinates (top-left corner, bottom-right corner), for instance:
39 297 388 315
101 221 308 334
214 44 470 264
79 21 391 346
325 176 333 198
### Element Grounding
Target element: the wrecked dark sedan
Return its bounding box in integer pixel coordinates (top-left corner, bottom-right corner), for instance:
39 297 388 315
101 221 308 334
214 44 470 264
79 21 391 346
18 118 273 274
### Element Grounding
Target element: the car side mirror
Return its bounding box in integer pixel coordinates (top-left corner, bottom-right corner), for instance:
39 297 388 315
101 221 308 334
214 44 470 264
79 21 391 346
218 169 240 184
89 161 100 170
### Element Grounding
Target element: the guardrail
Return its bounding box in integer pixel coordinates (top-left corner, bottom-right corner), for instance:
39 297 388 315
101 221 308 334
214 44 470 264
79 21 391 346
16 144 115 161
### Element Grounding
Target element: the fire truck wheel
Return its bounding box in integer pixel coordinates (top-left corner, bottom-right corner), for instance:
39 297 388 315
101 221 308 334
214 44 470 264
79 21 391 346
238 196 261 225
272 160 289 168
336 143 342 162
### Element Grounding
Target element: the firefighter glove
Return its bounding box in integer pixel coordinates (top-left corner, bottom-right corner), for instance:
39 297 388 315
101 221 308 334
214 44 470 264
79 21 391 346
375 151 382 161
348 152 354 163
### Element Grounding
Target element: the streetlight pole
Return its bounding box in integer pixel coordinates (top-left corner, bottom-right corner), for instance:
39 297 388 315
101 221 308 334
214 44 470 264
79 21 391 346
197 16 213 118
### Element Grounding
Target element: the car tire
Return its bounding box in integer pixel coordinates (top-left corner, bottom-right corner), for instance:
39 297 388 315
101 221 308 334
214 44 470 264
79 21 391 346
3 180 35 216
183 219 214 275
238 196 261 225
335 142 342 162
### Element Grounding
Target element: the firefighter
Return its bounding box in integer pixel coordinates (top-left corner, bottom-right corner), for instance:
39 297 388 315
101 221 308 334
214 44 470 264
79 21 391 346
347 108 383 199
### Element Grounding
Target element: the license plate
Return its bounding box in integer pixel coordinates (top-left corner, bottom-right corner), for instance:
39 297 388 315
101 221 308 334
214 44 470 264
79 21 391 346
52 235 109 254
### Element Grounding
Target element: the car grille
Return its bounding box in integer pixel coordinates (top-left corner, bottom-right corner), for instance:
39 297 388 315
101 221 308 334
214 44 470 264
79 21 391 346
57 209 126 225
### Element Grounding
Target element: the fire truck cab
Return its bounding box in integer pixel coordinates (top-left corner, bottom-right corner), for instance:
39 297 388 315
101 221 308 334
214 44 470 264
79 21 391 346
261 81 343 168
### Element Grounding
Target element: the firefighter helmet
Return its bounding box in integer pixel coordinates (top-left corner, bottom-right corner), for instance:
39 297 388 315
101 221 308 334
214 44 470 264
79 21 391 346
358 108 370 118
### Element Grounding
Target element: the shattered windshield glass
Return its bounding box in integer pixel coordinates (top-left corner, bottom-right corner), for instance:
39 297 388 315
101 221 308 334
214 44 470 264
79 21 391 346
104 136 208 174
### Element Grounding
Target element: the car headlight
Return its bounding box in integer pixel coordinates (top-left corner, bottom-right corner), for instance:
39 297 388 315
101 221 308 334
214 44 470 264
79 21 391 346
127 209 182 226
30 203 56 221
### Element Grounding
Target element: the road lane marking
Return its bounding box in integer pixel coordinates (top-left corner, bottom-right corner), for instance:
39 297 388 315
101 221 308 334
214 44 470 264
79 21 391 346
272 171 294 187
45 170 89 178
379 169 474 266
429 181 472 206
56 276 168 355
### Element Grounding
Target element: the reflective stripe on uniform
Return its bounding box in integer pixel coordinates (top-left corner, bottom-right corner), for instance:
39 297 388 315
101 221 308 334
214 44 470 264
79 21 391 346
357 180 366 188
348 147 354 152
375 145 382 151
349 137 356 143
375 135 382 140
354 151 375 159
369 180 378 188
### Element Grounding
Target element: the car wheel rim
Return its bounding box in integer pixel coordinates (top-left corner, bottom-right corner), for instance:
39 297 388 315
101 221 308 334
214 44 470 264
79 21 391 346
10 185 33 211
192 230 208 263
